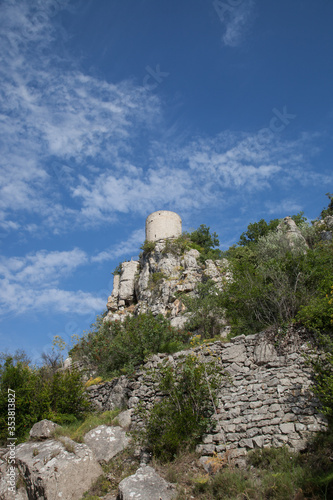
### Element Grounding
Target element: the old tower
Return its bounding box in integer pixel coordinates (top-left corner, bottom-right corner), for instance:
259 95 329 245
145 210 182 242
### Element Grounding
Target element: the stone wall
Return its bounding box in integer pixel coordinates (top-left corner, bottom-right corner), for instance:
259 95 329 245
145 211 182 242
87 325 327 463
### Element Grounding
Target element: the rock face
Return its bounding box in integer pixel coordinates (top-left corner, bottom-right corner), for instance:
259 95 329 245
84 425 130 463
107 261 140 311
117 465 176 500
14 437 103 500
105 240 230 329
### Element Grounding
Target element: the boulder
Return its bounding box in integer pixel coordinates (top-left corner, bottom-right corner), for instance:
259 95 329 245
29 419 60 440
84 425 130 463
15 437 103 500
117 409 133 431
117 465 176 500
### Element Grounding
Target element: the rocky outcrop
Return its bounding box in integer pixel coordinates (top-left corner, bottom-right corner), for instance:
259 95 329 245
84 425 130 463
14 437 103 500
105 240 230 332
107 261 140 311
117 465 176 500
315 215 333 241
277 216 308 248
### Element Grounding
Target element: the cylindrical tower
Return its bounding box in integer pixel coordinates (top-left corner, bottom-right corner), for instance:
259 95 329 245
145 211 182 242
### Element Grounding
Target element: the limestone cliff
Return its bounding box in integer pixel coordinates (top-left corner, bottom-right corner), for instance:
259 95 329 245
105 239 231 331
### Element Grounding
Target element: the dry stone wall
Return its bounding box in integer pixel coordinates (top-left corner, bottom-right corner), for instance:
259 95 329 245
87 326 327 463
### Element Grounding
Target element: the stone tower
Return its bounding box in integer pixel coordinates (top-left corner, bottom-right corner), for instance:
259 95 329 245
145 210 182 242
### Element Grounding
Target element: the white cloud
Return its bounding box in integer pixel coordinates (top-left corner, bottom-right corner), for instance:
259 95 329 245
92 229 145 263
0 0 161 233
68 129 331 224
213 0 255 48
0 248 106 315
265 199 304 216
0 248 88 286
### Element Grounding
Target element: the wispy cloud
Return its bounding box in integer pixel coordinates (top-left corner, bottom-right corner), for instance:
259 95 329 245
1 0 331 238
213 0 255 48
0 248 104 315
71 129 330 224
0 0 161 233
92 229 145 263
223 1 255 47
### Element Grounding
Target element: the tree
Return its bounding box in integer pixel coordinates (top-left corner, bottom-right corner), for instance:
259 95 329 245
238 218 280 246
189 224 220 251
238 213 307 247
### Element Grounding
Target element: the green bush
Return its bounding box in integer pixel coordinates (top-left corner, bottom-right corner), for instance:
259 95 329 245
222 229 333 336
70 312 188 377
140 240 156 253
0 357 90 444
320 192 333 219
139 354 221 461
181 279 225 339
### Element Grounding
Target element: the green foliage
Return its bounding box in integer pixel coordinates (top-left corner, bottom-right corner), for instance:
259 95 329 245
181 279 225 339
238 217 280 246
191 447 305 499
320 192 333 219
222 228 333 336
189 224 223 262
148 271 167 289
112 262 122 276
140 240 156 253
189 224 219 251
70 312 188 377
298 428 333 497
238 212 307 247
307 333 333 423
139 354 221 461
162 234 193 255
0 357 90 444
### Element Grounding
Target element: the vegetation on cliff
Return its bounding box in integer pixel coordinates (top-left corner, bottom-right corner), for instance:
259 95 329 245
1 196 333 497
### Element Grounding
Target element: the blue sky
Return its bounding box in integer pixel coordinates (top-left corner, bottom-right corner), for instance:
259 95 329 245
0 0 332 362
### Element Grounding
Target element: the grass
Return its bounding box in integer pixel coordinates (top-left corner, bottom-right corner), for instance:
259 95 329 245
151 444 333 500
52 409 121 443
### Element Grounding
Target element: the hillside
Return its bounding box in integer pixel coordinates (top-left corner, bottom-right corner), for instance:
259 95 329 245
1 202 333 499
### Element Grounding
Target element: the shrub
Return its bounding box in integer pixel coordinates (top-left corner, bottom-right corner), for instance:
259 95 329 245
140 240 156 253
112 262 122 276
222 231 333 336
139 354 221 461
70 312 188 377
0 357 90 444
238 212 307 247
181 279 225 339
